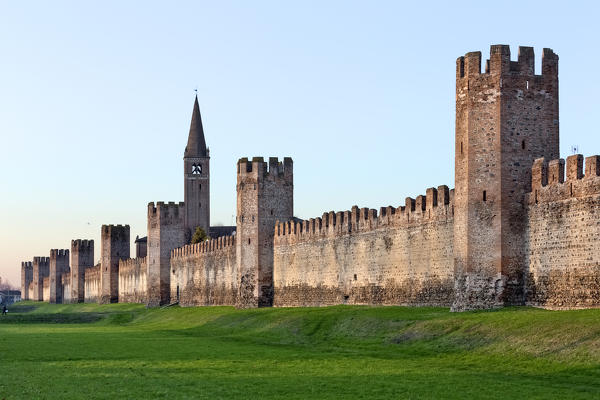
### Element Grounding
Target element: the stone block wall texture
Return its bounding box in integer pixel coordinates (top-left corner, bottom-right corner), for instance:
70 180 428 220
49 249 69 304
71 239 94 303
33 257 49 301
273 186 454 307
61 273 71 303
147 202 186 306
27 282 34 301
525 155 600 309
170 236 236 306
84 265 100 303
118 257 147 303
42 277 50 302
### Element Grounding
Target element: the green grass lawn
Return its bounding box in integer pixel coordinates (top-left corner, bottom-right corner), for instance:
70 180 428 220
1 302 599 399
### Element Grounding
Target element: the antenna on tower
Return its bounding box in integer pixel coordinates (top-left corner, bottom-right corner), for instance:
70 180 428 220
571 145 579 155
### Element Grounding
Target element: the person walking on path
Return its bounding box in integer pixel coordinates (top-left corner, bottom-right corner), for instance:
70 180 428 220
2 305 7 315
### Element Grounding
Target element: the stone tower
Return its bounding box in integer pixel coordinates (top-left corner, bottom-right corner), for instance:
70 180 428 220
49 249 69 304
184 96 210 239
236 157 293 307
147 202 186 306
32 256 49 301
100 225 130 304
71 239 94 303
453 45 559 310
21 261 33 300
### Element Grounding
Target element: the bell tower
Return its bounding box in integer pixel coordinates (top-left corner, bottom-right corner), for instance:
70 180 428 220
184 95 210 239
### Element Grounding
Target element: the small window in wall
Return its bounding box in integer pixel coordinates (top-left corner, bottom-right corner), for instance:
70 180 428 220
252 215 255 222
192 164 202 174
199 184 202 191
483 190 487 202
521 140 525 150
270 209 274 216
460 142 463 155
353 274 357 281
199 202 201 208
248 238 251 245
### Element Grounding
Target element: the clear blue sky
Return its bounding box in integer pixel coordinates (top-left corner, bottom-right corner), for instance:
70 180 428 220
1 1 599 286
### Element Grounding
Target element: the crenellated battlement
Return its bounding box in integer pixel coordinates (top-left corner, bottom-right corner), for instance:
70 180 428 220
101 224 131 238
50 249 69 259
528 154 600 204
171 235 235 259
456 45 558 79
274 185 454 244
22 261 33 268
237 156 293 181
33 256 50 264
148 202 186 222
119 257 147 272
71 239 93 249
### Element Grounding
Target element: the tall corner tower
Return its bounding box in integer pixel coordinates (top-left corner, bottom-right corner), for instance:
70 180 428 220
184 95 210 239
453 45 559 311
236 157 293 308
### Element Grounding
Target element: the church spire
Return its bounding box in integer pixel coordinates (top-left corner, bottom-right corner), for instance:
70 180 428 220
184 95 208 158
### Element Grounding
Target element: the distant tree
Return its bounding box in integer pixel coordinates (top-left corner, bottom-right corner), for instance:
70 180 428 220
191 227 208 244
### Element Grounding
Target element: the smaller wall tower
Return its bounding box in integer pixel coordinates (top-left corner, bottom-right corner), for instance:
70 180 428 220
32 257 49 301
71 239 94 303
236 157 293 307
147 202 186 306
49 249 69 304
21 261 33 300
100 225 130 304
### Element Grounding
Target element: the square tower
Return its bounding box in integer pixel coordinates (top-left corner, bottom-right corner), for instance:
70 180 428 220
32 257 49 301
453 45 559 310
49 249 69 304
236 157 293 307
20 261 33 300
147 202 186 306
71 239 94 303
100 225 130 304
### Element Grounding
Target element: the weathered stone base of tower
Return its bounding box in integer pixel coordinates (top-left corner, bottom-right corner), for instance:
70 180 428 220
450 273 504 311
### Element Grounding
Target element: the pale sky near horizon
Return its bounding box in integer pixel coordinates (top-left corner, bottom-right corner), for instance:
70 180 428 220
1 1 599 286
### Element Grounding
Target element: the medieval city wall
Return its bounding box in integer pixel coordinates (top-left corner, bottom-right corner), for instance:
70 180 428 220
526 155 600 309
170 236 237 306
118 257 147 303
273 186 455 307
84 265 100 303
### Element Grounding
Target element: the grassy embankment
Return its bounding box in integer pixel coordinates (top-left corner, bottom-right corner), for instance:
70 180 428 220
1 301 599 399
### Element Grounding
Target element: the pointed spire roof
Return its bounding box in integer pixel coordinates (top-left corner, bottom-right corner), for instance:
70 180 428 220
184 95 208 158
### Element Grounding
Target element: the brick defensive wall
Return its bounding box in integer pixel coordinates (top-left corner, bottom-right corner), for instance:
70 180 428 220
170 236 236 306
525 155 600 309
273 186 454 307
84 264 100 303
118 257 147 304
